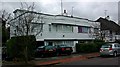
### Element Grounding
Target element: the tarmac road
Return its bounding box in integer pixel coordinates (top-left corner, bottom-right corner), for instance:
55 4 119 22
60 56 119 65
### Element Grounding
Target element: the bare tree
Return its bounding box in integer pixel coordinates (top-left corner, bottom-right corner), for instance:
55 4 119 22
0 10 12 47
0 10 12 22
9 2 43 36
8 2 44 63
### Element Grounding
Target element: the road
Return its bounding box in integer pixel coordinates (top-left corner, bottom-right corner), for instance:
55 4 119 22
58 56 119 65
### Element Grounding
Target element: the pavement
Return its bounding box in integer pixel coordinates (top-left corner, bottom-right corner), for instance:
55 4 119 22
2 52 100 67
35 52 100 66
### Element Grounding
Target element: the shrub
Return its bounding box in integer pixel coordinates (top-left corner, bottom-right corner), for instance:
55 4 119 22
6 35 36 61
93 39 104 42
76 43 97 53
76 39 106 53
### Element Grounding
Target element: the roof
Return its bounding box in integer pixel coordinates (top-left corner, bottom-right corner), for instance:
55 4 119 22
96 17 120 35
12 9 95 22
55 15 95 22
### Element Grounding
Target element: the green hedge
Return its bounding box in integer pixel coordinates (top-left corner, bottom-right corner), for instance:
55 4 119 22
6 35 36 61
76 40 106 53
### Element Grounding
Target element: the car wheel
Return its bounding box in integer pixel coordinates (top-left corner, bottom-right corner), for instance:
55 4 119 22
41 54 44 58
113 52 117 57
56 52 60 56
67 53 71 55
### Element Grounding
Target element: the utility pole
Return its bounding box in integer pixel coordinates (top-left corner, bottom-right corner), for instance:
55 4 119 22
71 7 74 17
61 0 63 15
104 10 107 18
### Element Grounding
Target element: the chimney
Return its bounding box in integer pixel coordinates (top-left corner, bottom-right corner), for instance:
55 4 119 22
105 15 110 20
63 10 67 16
64 10 66 13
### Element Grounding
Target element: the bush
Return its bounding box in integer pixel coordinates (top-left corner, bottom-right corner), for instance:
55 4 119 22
76 39 106 53
76 43 97 53
93 39 104 42
6 35 36 61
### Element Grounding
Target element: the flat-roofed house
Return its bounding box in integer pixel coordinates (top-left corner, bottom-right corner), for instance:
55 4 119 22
10 9 100 52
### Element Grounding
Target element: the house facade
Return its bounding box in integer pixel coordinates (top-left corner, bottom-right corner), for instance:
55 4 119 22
96 17 120 42
10 9 100 52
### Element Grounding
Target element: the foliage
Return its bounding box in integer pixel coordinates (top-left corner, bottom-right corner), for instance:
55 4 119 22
93 39 105 42
6 2 43 63
76 43 97 53
76 39 106 53
6 35 36 62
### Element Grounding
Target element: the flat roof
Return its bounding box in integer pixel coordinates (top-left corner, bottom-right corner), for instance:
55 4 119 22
12 9 95 22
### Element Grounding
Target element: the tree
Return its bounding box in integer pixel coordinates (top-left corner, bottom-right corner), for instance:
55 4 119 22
9 2 43 36
7 2 43 63
0 10 12 46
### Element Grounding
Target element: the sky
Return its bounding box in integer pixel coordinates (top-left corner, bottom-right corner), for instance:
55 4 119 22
0 0 120 23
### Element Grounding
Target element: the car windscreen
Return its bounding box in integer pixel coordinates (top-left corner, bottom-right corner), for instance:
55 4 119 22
38 46 44 48
59 45 70 47
45 46 54 50
36 46 44 51
101 44 112 48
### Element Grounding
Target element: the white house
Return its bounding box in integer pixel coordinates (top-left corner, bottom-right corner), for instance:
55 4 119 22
9 9 100 52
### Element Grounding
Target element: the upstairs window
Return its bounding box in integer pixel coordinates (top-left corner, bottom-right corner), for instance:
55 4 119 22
78 26 89 33
49 24 51 32
51 24 73 33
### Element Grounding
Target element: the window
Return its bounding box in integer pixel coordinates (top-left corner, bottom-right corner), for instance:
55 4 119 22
118 45 120 47
102 44 112 48
63 41 74 46
78 26 82 33
49 24 51 32
63 25 73 32
114 45 117 47
48 42 53 46
53 24 73 33
78 26 89 33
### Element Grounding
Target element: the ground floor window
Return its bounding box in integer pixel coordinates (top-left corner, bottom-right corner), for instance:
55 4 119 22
63 41 74 47
48 42 53 46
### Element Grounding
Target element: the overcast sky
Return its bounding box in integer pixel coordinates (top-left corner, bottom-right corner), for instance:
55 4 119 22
0 0 119 23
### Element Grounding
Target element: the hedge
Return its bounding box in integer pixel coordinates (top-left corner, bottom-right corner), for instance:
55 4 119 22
76 40 106 53
6 35 36 61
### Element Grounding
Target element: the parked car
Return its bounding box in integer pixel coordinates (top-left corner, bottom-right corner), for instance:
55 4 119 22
55 44 73 55
100 43 120 57
35 45 56 57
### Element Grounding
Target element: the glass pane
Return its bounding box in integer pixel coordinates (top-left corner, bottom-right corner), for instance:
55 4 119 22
102 44 112 48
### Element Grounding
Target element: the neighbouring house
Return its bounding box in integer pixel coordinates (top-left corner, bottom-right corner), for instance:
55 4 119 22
9 9 100 52
96 17 120 42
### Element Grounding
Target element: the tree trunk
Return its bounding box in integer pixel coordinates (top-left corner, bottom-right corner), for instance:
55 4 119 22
25 45 28 63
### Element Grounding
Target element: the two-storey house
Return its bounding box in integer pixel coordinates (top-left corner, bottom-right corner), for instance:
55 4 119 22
10 9 100 52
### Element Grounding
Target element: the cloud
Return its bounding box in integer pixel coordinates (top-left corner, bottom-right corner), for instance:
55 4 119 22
1 0 119 23
1 0 120 2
